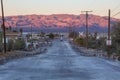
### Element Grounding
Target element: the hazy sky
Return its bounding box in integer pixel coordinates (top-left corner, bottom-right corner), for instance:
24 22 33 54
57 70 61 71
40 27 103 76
1 0 120 18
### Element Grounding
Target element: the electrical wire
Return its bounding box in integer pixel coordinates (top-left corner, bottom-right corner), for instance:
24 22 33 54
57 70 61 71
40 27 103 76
112 11 120 17
112 3 120 17
112 3 120 13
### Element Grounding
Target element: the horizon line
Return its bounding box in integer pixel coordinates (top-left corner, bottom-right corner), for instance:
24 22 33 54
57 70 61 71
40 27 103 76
0 13 119 19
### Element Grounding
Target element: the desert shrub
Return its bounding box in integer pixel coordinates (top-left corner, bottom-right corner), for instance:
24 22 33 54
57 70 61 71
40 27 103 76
74 37 86 47
7 39 14 51
14 39 25 50
69 31 79 39
47 33 54 39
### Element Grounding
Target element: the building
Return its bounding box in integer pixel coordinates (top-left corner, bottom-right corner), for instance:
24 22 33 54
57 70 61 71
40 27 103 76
6 31 21 40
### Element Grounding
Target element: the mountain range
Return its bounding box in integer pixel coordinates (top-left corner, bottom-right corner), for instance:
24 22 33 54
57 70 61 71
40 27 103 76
0 14 119 33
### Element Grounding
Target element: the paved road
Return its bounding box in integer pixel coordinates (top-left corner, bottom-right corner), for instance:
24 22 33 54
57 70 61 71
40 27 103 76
0 40 120 80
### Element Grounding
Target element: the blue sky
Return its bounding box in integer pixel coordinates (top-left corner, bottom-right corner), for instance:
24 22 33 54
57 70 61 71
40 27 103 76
1 0 120 18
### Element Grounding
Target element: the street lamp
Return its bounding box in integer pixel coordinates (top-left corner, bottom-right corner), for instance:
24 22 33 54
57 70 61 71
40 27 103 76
1 0 6 53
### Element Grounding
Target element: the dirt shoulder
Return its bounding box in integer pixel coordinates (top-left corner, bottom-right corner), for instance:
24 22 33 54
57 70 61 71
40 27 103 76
0 47 47 65
70 41 120 61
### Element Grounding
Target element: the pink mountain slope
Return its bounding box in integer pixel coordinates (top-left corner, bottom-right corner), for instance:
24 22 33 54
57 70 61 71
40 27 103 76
0 14 119 28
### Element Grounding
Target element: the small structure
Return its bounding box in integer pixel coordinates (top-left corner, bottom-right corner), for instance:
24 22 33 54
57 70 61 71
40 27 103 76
6 31 21 40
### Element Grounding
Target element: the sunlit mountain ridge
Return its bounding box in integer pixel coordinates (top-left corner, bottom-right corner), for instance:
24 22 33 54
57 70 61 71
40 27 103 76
0 14 119 32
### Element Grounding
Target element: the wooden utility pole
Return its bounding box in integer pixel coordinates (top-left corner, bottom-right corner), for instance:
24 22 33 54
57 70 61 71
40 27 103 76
108 9 111 41
107 9 111 56
1 0 6 53
81 11 92 49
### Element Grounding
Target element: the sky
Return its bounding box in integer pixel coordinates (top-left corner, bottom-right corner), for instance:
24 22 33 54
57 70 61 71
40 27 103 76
0 0 120 18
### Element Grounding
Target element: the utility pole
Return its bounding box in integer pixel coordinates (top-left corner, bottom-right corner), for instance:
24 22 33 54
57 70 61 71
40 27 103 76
108 9 111 42
107 9 111 56
31 24 32 38
1 0 6 53
81 11 92 49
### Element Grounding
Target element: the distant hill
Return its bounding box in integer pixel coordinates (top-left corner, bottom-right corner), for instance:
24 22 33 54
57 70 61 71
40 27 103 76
0 14 119 33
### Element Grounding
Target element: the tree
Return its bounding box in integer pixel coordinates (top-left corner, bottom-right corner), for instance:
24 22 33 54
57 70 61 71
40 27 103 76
93 32 98 39
14 39 25 50
47 33 54 39
0 32 3 52
112 22 120 43
9 26 12 31
19 28 23 36
74 37 86 47
0 32 2 43
112 22 120 55
40 32 45 37
26 34 31 40
69 31 78 39
7 39 14 51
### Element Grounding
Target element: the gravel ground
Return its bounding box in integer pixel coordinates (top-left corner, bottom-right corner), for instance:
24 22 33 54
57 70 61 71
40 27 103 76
70 42 119 61
0 47 47 65
0 40 120 80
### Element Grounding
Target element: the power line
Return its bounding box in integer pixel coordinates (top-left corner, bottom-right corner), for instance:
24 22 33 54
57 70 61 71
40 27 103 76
112 11 120 17
112 3 120 17
112 3 120 13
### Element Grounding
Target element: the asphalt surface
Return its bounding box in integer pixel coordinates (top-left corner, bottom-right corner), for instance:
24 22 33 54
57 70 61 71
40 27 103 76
0 40 120 80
